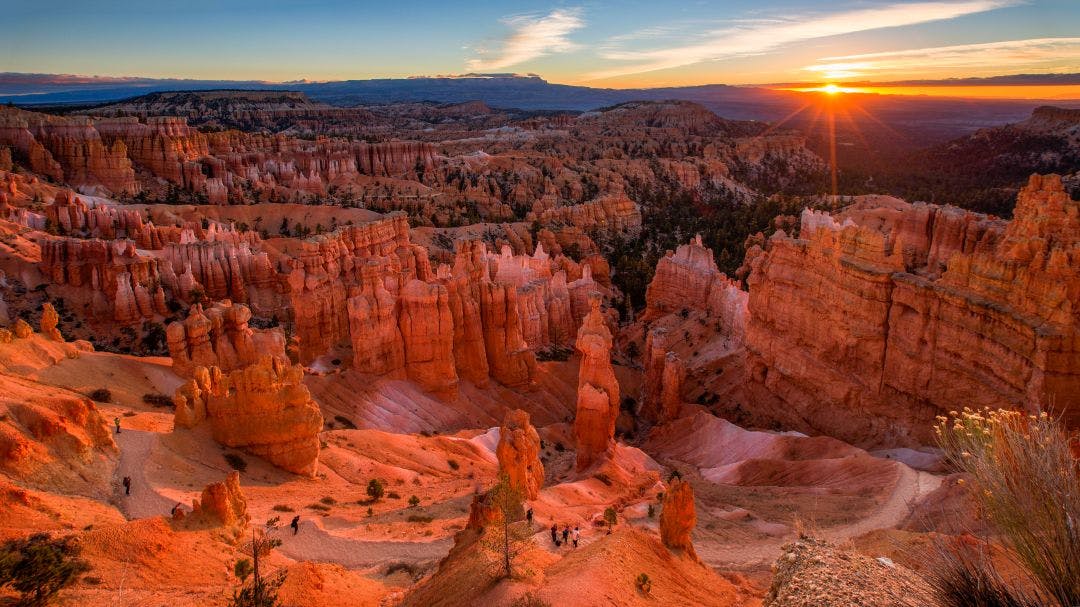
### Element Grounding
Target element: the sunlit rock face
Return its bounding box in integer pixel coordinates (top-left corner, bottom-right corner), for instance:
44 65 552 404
574 294 619 471
643 234 747 341
172 356 323 476
167 300 286 379
745 174 1080 446
495 409 544 500
660 477 698 560
178 471 249 530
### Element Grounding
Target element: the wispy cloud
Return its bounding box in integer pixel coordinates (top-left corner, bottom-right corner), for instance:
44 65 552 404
587 0 1019 80
804 37 1080 79
467 8 584 71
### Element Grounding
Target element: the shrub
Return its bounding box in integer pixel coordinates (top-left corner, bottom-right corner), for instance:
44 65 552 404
922 537 1040 607
88 388 111 403
385 562 416 577
0 532 90 607
366 478 385 501
447 459 460 471
408 495 420 507
333 415 357 430
224 453 248 473
603 507 618 528
635 573 652 595
271 505 294 513
306 503 331 512
934 409 1080 606
233 558 253 582
387 492 401 500
407 514 434 524
142 393 173 408
320 496 336 506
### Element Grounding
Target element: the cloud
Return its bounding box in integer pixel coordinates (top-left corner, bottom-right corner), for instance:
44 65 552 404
587 0 1019 80
803 38 1080 79
467 8 584 71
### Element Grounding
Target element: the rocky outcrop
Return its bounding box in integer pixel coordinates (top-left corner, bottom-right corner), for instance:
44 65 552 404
574 294 620 470
765 538 936 607
180 471 249 529
495 409 543 500
745 174 1080 445
37 236 172 323
659 477 697 559
0 108 138 195
172 356 323 476
536 195 642 233
644 235 748 341
39 303 62 342
167 301 285 378
398 280 458 396
640 327 684 425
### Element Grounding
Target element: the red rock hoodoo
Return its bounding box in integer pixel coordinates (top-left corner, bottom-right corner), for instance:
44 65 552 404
495 409 544 500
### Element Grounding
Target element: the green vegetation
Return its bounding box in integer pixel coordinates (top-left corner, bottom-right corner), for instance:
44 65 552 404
87 388 111 403
0 533 90 606
366 478 385 501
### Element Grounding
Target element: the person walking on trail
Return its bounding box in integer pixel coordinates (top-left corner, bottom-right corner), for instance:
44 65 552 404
572 526 580 548
561 525 570 545
291 515 300 535
526 508 533 526
550 523 558 546
114 417 121 434
122 476 131 496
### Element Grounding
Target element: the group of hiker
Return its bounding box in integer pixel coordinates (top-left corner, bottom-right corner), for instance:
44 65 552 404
549 522 580 549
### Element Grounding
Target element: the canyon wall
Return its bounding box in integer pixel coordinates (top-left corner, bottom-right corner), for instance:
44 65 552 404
744 174 1080 445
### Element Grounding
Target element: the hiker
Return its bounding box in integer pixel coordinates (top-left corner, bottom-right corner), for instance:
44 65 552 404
170 503 181 516
114 417 121 434
526 508 533 525
122 476 131 495
561 524 570 545
572 526 580 548
291 515 300 535
550 523 558 545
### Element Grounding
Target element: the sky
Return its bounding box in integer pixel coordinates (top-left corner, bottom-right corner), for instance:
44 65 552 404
4 0 1079 89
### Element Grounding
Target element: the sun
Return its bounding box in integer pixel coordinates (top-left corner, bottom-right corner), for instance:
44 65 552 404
822 83 841 95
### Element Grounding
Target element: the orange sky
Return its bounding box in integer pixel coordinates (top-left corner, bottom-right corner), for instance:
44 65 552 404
777 84 1080 100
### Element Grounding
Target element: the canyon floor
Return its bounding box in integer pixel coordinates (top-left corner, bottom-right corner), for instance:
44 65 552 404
0 329 951 606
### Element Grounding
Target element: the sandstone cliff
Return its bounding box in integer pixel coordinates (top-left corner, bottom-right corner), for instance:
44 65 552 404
745 174 1080 445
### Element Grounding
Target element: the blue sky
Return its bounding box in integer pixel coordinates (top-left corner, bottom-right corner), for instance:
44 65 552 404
3 0 1078 86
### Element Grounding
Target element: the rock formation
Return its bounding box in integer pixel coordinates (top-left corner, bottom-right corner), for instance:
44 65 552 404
167 301 285 378
39 303 63 342
644 235 747 342
640 327 685 425
495 409 544 500
574 294 620 470
180 471 249 529
659 477 697 559
398 280 458 396
745 174 1080 445
37 236 172 324
173 356 323 476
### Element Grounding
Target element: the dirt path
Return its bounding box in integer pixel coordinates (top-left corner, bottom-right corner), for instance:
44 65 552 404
698 462 941 571
276 519 454 570
113 428 176 520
